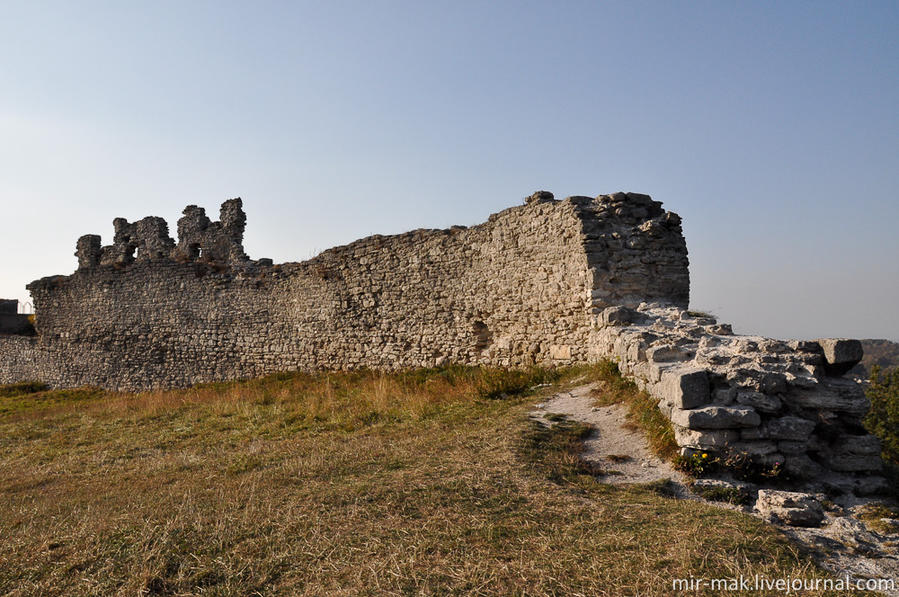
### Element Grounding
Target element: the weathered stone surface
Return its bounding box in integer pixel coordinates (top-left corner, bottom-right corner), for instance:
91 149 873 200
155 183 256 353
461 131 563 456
728 440 779 457
790 380 870 415
671 405 761 430
735 390 782 414
778 440 808 455
647 344 692 363
754 490 825 527
600 306 646 327
816 338 863 376
782 454 825 480
174 199 247 264
727 368 788 394
673 425 739 450
660 368 710 409
766 416 816 441
852 476 890 496
75 235 102 269
825 435 883 472
525 190 554 204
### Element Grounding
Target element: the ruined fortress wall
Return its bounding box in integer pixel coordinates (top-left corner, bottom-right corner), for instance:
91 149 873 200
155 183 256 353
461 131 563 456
0 191 885 488
0 192 689 391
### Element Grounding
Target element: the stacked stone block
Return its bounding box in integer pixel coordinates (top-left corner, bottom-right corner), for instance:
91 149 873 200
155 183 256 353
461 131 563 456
590 304 884 489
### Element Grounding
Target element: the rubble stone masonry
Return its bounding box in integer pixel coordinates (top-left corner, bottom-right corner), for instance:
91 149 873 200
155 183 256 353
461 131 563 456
0 191 882 482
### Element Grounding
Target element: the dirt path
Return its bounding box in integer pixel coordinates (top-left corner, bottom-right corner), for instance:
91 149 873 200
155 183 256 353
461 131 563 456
531 383 687 487
531 383 899 596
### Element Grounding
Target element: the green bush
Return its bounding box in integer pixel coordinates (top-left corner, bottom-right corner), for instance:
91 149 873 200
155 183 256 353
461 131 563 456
674 449 786 483
865 366 899 465
0 381 48 398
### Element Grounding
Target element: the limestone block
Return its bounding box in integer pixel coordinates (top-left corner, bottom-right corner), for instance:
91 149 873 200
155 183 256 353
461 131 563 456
600 305 646 327
766 416 816 441
735 390 783 414
777 440 808 455
549 345 571 360
789 380 870 416
815 338 863 376
647 344 691 363
782 454 825 480
712 386 736 405
671 405 760 430
728 440 778 456
705 323 733 335
754 490 824 527
673 425 739 449
525 190 555 204
852 476 891 496
626 340 647 363
824 434 883 472
660 367 710 409
741 426 768 440
836 434 882 455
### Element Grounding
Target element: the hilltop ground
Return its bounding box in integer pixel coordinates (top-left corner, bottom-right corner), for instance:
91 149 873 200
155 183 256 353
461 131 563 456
0 365 885 596
853 340 899 378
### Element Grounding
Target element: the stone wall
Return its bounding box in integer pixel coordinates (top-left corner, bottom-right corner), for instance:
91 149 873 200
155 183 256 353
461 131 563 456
0 192 689 390
0 190 883 485
589 304 885 491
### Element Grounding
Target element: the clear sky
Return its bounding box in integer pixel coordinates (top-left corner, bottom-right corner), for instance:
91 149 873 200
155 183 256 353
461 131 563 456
1 1 897 341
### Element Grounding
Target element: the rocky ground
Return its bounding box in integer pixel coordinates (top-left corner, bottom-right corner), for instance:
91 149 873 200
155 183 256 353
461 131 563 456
532 384 899 595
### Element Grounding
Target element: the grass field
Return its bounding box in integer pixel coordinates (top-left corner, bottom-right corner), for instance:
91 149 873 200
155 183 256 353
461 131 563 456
0 365 854 595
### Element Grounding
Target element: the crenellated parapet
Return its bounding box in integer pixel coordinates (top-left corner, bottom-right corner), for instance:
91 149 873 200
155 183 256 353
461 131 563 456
75 198 248 270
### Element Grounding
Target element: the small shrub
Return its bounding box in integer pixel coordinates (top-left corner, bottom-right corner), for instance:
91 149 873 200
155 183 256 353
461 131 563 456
475 366 562 400
674 452 718 476
691 483 752 506
865 366 899 465
675 450 786 483
0 381 48 398
639 479 681 498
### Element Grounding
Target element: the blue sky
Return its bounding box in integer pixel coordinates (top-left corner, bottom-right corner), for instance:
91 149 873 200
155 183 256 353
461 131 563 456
1 1 897 340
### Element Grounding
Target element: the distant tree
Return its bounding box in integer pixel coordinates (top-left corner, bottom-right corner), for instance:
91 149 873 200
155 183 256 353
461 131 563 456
865 366 899 465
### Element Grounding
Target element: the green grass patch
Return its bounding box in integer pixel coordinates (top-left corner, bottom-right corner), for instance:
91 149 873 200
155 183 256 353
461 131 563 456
691 483 753 506
589 360 679 460
0 380 48 397
857 503 899 535
0 385 103 416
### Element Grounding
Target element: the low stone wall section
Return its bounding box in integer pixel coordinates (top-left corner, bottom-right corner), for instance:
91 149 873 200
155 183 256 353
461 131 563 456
588 304 885 492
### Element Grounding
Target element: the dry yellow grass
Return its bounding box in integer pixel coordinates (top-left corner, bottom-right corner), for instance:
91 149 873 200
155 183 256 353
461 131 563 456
0 365 858 595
